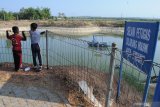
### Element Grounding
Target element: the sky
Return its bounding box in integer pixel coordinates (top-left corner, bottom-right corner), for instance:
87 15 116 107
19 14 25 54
0 0 160 18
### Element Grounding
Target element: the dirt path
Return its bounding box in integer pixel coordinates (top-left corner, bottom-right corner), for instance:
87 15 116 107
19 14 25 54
0 82 66 107
0 65 71 107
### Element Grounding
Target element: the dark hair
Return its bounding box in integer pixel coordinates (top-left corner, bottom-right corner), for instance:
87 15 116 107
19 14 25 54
12 26 19 34
30 23 38 30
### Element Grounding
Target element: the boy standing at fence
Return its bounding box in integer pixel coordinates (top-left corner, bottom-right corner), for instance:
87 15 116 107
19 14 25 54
29 23 45 71
6 26 26 71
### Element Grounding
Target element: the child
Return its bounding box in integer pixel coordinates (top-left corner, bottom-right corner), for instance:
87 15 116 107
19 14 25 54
6 26 26 71
29 23 45 71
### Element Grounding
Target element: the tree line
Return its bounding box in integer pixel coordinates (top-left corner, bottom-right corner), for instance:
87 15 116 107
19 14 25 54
0 7 51 20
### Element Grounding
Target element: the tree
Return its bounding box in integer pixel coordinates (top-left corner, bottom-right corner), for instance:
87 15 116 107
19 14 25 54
13 12 19 20
40 8 51 19
5 12 15 20
0 10 15 20
19 7 51 20
0 7 52 20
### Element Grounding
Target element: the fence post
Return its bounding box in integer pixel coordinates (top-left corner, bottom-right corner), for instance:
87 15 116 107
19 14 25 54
106 43 117 107
46 30 49 70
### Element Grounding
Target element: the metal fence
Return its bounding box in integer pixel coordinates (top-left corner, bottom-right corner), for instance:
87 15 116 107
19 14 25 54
46 31 160 107
0 30 160 107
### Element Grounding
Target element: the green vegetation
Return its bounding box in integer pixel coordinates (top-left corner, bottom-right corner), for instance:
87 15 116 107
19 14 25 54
19 7 51 20
121 70 155 101
123 71 145 92
0 11 15 20
0 7 51 20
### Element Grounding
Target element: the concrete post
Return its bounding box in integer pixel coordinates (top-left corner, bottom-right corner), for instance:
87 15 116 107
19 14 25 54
105 43 117 107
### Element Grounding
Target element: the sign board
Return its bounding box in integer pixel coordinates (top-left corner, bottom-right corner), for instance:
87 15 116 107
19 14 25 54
122 22 159 75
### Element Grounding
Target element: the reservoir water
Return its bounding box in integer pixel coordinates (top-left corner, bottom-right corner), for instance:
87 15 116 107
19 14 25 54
0 34 159 77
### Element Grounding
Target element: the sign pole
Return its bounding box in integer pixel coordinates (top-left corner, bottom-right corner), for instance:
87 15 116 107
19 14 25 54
116 57 123 102
116 21 126 102
152 71 160 107
142 22 159 106
142 68 152 106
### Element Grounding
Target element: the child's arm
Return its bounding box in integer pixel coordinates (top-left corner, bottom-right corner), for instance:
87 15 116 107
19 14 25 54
22 31 27 41
6 30 10 39
40 31 45 35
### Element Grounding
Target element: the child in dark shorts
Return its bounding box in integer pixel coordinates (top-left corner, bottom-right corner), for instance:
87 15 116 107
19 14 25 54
29 23 45 71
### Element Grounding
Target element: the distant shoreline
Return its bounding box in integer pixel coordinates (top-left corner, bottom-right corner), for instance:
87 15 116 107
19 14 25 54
0 26 124 36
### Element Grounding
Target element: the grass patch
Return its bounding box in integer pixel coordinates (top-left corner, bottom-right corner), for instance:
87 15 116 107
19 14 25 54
122 71 145 92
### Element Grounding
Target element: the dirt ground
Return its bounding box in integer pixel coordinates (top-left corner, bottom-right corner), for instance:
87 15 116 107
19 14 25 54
0 20 47 29
0 62 94 107
0 62 143 107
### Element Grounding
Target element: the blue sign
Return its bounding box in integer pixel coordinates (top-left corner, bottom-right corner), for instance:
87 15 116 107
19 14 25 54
122 22 159 75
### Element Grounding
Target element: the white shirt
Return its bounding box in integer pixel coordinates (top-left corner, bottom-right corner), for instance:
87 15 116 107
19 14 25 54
30 30 41 44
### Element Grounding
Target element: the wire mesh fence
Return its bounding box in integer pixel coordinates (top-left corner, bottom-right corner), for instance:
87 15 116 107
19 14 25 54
47 31 112 107
0 30 160 107
0 31 47 67
46 31 160 107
